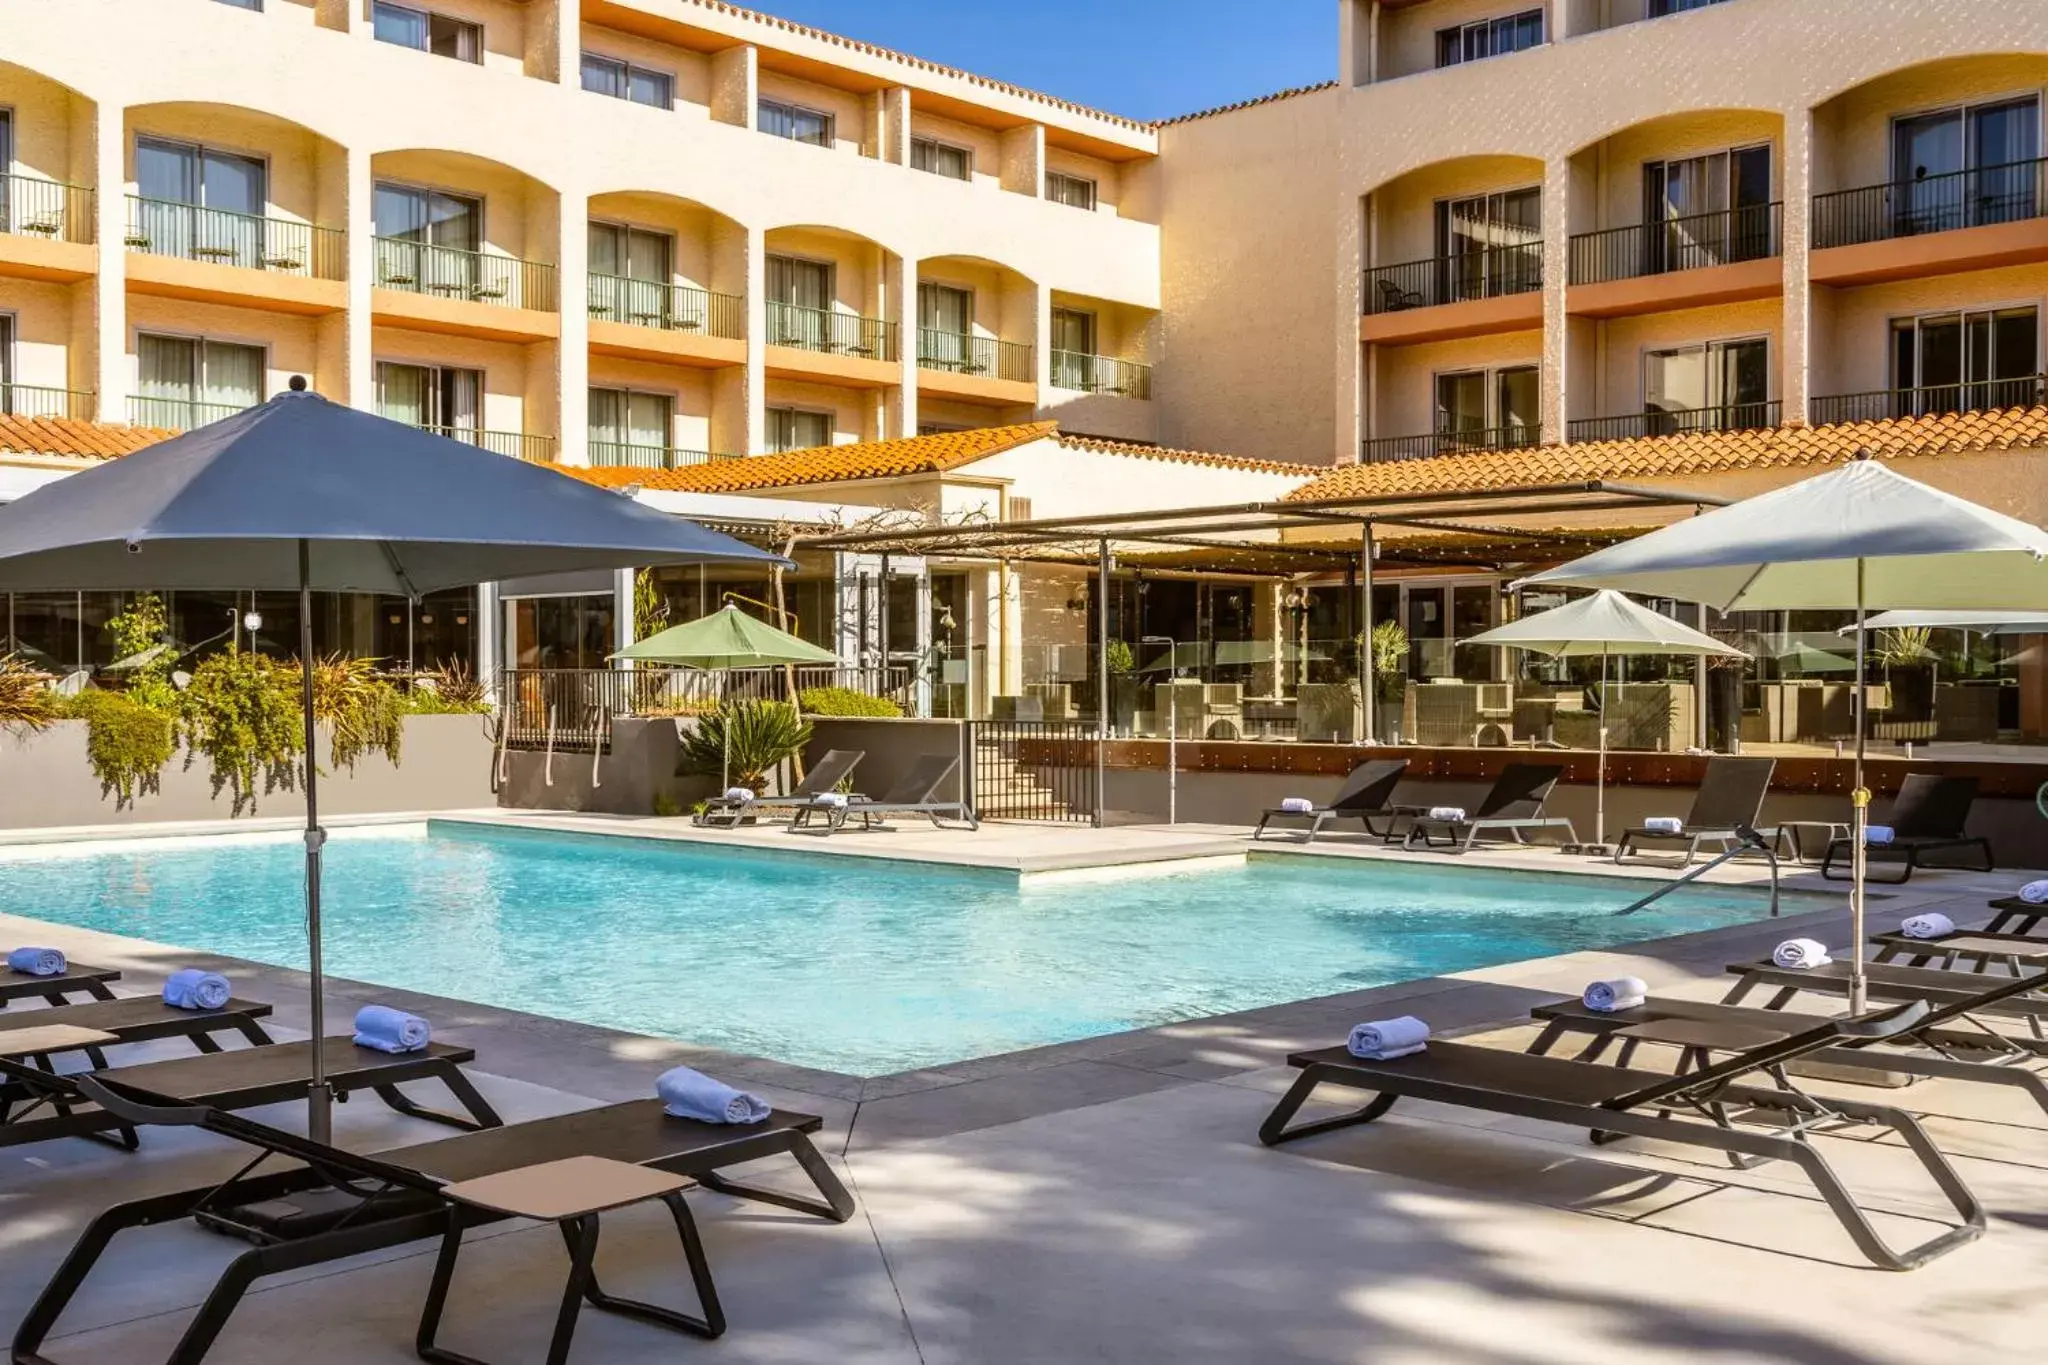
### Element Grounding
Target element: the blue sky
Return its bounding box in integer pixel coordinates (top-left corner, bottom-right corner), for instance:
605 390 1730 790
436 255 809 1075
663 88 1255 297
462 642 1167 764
751 1 1336 123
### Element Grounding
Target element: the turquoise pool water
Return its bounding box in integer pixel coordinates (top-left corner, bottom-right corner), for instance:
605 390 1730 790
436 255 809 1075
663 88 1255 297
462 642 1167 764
0 827 1783 1076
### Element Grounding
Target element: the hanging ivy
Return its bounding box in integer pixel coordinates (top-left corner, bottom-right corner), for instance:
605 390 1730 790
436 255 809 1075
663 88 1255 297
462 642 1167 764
64 688 176 808
179 652 304 814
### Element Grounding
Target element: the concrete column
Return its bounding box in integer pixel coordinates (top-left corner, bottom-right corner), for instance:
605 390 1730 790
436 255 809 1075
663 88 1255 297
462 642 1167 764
613 567 635 661
711 222 764 455
994 560 1023 696
91 99 125 421
887 252 917 438
872 86 911 165
1780 109 1814 428
341 144 374 409
710 45 758 130
999 124 1044 198
2019 635 2046 741
312 0 353 31
527 0 571 83
1341 1 1379 87
1334 192 1367 461
1031 279 1053 413
475 583 500 694
554 186 590 464
1539 157 1572 446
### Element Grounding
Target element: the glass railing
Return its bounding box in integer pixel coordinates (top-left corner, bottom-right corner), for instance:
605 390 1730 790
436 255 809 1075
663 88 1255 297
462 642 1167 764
128 395 253 431
1813 156 2048 250
124 196 344 279
1809 376 2047 427
1050 349 1151 399
916 330 1034 382
1360 425 1540 463
410 424 557 463
373 237 557 311
1569 202 1781 285
1567 401 1782 442
0 383 96 421
1363 240 1542 314
764 302 897 361
0 175 95 243
587 275 745 340
587 441 741 471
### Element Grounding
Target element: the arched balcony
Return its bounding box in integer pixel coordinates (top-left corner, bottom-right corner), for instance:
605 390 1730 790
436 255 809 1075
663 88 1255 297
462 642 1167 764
915 254 1038 416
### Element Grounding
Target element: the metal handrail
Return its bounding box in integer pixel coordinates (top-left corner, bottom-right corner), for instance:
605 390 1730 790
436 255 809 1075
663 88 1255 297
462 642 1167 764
1569 202 1781 285
1814 156 2048 250
587 442 741 471
124 195 344 279
0 175 95 243
1359 425 1540 464
128 395 252 431
1362 240 1543 314
1050 349 1152 399
1567 401 1782 443
587 275 745 340
0 384 96 421
916 330 1034 382
409 424 556 463
764 302 897 361
373 237 557 311
1808 376 2048 427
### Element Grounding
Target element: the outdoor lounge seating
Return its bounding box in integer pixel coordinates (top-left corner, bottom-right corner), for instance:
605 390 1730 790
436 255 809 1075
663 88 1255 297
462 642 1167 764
1721 958 2048 1033
1252 760 1408 842
12 1076 854 1365
1820 773 1995 883
0 960 120 1008
694 748 864 828
1257 1000 1985 1270
790 753 978 833
1871 928 2048 974
0 993 274 1070
1613 756 1776 866
1399 762 1576 853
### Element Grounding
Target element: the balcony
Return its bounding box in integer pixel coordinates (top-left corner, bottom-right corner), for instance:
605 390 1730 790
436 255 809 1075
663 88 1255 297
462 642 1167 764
416 425 557 464
371 238 559 342
1567 401 1782 443
1 384 96 422
917 331 1035 405
124 195 346 313
1567 204 1782 317
128 395 253 432
0 175 97 282
587 442 741 471
586 275 745 368
1808 376 2047 428
1359 242 1542 345
763 302 900 387
1811 158 2048 286
1359 426 1538 465
1051 350 1151 400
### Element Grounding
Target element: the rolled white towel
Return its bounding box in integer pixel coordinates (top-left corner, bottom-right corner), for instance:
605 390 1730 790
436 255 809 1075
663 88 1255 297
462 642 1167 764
811 791 849 808
1279 796 1315 814
1900 912 1955 941
2018 880 2048 905
1583 977 1649 1013
1347 1016 1430 1061
723 786 755 802
1773 938 1833 970
1426 806 1467 823
1864 825 1895 845
1642 816 1684 836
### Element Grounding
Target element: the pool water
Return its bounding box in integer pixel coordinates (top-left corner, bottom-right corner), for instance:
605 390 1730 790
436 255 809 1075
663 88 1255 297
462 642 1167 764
0 826 1783 1076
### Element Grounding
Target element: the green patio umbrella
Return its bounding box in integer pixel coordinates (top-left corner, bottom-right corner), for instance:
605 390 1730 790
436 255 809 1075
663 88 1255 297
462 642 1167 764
1773 640 1858 674
612 602 835 668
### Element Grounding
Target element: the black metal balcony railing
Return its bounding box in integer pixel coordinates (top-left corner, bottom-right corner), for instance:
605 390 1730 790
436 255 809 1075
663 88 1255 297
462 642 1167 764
411 425 557 463
373 237 557 312
1808 376 2048 427
129 395 254 432
1569 203 1782 285
0 175 95 243
1363 240 1542 315
0 384 96 421
587 442 742 471
1359 425 1540 464
917 330 1034 383
1050 350 1152 399
1813 157 2048 250
764 302 897 361
587 275 745 340
1567 401 1782 443
125 196 345 279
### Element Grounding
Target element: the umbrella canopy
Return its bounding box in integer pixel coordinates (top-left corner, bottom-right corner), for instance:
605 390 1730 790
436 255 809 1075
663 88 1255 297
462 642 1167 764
612 603 834 668
1463 589 1746 658
1845 609 2048 637
1773 640 1859 673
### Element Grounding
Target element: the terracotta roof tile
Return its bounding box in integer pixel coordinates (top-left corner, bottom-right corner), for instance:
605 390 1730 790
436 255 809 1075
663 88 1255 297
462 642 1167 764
0 414 174 462
1156 80 1341 128
1052 431 1323 476
1284 407 2048 502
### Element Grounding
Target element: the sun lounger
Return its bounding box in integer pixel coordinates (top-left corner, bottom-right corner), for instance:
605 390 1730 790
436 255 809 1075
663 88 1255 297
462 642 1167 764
1258 1000 1984 1270
1872 929 2048 975
1820 773 1995 883
1613 756 1775 866
1986 896 2048 937
790 752 978 833
0 993 272 1072
13 1078 853 1365
0 960 119 1008
1399 762 1577 853
1252 759 1408 842
1721 958 2048 1035
694 748 864 828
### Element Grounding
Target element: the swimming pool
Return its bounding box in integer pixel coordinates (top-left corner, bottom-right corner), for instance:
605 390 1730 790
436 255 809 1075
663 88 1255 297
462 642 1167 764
0 825 1786 1076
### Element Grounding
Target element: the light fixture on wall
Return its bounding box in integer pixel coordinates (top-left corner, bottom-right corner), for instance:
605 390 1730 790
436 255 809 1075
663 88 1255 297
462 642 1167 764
242 611 263 632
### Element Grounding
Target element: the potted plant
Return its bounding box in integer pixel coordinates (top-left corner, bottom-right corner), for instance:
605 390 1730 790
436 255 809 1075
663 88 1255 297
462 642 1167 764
1874 626 1937 735
675 698 812 794
1105 638 1141 735
1367 620 1409 710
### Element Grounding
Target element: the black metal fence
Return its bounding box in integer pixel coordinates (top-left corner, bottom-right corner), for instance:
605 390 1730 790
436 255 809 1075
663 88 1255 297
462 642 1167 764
1566 401 1782 443
497 665 915 751
1569 202 1781 285
1360 425 1540 464
765 302 898 361
1813 157 2047 249
1808 376 2048 427
1362 241 1541 315
966 719 1094 824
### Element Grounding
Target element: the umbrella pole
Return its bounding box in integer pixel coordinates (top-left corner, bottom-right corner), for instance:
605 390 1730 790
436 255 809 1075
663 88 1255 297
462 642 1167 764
297 538 333 1143
1850 558 1869 1015
1596 649 1609 849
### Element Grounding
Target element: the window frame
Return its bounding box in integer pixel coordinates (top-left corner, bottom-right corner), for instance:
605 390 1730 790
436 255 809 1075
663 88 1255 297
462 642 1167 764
371 2 484 64
1430 362 1540 439
1046 170 1098 211
213 0 264 10
910 135 974 182
0 311 15 394
579 51 675 111
758 99 835 149
133 134 272 215
373 359 486 436
1434 8 1545 68
764 405 834 453
588 383 678 453
1889 303 2042 388
1639 334 1772 419
133 328 272 413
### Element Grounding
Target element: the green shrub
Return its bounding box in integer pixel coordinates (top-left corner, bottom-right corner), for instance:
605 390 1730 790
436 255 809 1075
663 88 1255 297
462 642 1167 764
311 655 404 771
677 699 812 791
0 655 57 733
63 688 175 808
797 686 903 718
179 652 303 814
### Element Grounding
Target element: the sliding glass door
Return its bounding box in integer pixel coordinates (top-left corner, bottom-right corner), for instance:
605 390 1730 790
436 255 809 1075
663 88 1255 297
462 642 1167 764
917 283 974 370
589 386 674 466
137 333 264 430
765 254 831 349
375 361 481 441
373 182 481 295
135 137 267 267
1643 337 1768 432
1643 144 1772 271
587 221 675 325
1435 187 1539 302
1892 96 2041 233
1890 307 2041 415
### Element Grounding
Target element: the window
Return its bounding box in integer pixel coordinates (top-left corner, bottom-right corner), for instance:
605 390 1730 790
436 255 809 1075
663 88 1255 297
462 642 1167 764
759 99 833 148
372 3 481 63
1046 171 1097 211
1892 96 2042 234
1050 307 1097 388
766 407 832 453
1648 0 1732 15
587 221 673 322
133 136 267 266
1433 365 1538 446
918 283 974 369
1642 337 1769 430
911 137 972 181
1435 9 1543 67
589 387 674 461
375 361 482 440
373 182 481 291
136 332 265 430
1891 307 2041 414
1643 144 1774 268
580 53 672 110
1434 186 1540 300
765 254 832 347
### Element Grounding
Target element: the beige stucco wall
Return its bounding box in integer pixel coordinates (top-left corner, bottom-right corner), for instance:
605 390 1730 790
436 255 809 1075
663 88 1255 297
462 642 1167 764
1586 296 1781 421
1371 329 1543 439
1813 262 2048 399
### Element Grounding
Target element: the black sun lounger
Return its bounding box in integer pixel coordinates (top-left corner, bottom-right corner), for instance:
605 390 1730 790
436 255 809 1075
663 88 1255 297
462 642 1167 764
790 752 978 833
1399 762 1577 853
0 994 272 1071
0 962 119 1009
1258 1000 1984 1270
13 1079 853 1365
694 748 864 828
1613 756 1776 867
0 1036 499 1154
1722 958 2048 1033
1821 773 1995 884
1872 929 2048 975
1252 759 1408 843
1986 896 2048 937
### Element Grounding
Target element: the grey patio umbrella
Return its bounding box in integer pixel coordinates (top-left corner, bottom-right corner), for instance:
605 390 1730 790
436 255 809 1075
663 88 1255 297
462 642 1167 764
0 383 783 1140
1522 455 2048 1011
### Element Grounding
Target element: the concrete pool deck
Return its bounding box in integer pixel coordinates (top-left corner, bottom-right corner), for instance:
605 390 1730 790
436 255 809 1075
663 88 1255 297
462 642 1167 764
0 822 2043 1362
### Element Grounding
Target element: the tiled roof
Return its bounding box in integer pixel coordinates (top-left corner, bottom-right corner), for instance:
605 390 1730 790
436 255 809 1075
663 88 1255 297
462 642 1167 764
0 414 173 462
570 422 1320 494
1285 407 2048 502
1156 80 1342 128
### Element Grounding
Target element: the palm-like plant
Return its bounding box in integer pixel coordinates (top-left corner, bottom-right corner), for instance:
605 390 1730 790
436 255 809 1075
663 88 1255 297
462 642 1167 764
677 699 812 791
0 655 57 732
